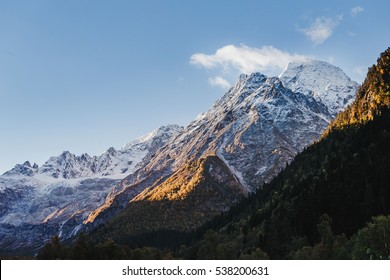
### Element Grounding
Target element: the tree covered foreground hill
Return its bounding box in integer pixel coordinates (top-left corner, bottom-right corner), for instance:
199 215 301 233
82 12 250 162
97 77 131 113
38 48 390 260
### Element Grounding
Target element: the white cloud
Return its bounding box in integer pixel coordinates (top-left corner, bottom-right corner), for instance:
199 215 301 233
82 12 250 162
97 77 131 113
190 44 308 76
208 76 231 89
299 17 340 45
351 6 364 16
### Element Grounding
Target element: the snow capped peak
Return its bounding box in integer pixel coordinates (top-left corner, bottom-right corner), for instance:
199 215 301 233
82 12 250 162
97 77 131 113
235 72 267 90
58 151 74 160
238 73 248 82
242 72 267 81
80 153 92 161
213 72 269 109
279 59 359 116
279 59 338 75
106 147 117 156
2 161 39 177
122 124 183 150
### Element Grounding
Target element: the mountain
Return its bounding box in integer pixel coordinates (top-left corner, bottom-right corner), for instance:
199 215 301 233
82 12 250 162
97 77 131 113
0 59 359 255
3 124 183 180
166 48 390 260
0 124 182 254
85 60 358 238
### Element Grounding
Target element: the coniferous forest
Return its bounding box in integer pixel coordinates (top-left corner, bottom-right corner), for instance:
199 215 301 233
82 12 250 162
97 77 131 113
38 48 390 260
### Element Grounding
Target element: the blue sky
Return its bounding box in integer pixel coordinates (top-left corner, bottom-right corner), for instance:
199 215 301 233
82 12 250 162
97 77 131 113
0 0 389 173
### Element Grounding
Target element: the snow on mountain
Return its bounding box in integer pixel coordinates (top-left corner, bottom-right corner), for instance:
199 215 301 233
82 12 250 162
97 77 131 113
87 61 357 228
279 59 359 117
3 124 183 180
2 161 39 177
0 124 182 252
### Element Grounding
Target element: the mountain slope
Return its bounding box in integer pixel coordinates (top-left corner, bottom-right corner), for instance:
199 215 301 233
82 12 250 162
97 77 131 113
92 156 245 244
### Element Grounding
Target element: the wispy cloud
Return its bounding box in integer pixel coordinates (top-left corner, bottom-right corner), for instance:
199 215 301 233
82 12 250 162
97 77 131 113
299 16 340 45
190 44 308 76
208 76 231 89
351 6 364 17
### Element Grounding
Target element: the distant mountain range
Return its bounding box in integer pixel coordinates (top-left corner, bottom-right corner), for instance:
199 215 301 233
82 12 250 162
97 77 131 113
0 125 182 252
0 59 358 254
